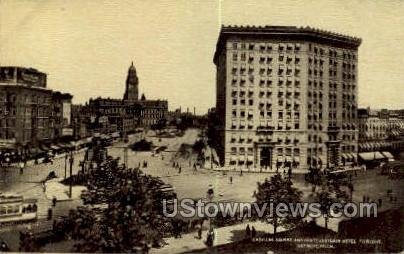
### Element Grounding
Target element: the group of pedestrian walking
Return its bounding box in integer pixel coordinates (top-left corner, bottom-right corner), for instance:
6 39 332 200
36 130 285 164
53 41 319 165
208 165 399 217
172 161 182 174
245 224 257 239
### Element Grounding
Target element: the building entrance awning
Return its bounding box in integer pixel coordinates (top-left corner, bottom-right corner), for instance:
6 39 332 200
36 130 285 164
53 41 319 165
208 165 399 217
358 152 385 161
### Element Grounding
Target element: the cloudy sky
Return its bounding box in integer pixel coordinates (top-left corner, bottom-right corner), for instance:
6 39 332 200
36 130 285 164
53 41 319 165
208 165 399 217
1 0 403 113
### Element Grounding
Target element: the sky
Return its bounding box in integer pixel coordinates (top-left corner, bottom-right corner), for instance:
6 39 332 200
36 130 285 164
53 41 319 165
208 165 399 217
0 0 403 114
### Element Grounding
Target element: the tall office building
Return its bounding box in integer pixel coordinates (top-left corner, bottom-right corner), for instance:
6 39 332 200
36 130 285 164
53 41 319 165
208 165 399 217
213 26 361 173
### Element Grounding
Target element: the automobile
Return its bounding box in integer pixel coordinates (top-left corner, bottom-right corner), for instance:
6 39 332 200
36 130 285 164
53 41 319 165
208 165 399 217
381 161 404 179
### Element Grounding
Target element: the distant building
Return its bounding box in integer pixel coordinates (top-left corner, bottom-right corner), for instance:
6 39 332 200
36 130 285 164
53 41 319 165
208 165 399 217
71 104 90 140
213 26 361 172
0 66 72 157
87 97 140 135
358 107 404 157
123 62 168 127
84 62 168 136
138 94 168 126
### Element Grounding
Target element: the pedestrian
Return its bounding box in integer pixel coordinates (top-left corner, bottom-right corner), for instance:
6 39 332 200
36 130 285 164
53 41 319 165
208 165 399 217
52 196 57 207
229 176 233 184
240 170 243 176
178 167 181 174
197 227 202 239
251 226 257 238
19 161 24 174
172 161 176 168
245 224 251 238
252 190 257 198
205 229 214 248
47 208 53 220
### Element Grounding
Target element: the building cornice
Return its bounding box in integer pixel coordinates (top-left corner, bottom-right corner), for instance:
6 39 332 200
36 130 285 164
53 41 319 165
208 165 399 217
213 25 362 64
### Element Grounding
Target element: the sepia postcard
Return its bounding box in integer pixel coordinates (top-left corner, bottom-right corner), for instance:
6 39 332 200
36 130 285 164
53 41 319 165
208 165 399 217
0 0 403 253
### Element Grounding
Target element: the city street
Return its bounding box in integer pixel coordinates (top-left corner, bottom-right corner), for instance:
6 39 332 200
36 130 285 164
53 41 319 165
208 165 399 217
2 128 404 253
0 150 87 220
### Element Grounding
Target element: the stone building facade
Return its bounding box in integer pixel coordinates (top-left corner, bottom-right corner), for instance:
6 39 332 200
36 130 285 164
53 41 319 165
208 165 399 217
213 26 361 173
0 66 72 156
138 95 168 126
358 108 404 154
122 62 168 127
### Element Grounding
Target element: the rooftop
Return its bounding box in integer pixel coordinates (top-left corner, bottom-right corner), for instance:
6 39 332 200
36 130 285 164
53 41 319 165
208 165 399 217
214 25 362 64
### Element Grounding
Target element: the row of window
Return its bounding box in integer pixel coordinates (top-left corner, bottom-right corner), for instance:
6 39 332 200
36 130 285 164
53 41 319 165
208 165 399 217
230 146 301 156
232 53 302 64
341 145 356 153
231 77 302 88
310 46 357 61
232 66 302 77
232 42 301 52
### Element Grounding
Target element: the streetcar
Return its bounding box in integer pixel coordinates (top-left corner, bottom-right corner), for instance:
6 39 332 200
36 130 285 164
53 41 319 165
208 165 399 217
0 192 38 224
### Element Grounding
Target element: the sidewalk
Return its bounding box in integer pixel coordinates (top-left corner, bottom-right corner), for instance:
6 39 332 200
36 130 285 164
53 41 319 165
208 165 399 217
150 215 342 254
150 220 283 254
44 178 86 201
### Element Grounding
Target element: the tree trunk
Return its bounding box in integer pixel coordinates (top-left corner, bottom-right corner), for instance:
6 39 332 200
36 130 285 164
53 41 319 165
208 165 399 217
325 216 328 229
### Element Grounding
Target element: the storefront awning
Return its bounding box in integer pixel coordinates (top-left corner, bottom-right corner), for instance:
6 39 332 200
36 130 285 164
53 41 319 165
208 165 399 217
381 151 394 159
359 152 385 161
341 153 350 160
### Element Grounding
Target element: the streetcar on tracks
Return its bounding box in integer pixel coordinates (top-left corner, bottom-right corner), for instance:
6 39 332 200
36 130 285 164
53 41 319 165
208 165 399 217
0 192 38 224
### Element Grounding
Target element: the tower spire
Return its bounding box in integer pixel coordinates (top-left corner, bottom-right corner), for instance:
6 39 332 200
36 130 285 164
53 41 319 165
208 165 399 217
123 61 139 102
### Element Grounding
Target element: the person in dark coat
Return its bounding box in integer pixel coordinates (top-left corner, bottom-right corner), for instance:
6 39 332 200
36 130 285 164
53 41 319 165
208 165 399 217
251 226 257 238
245 224 251 238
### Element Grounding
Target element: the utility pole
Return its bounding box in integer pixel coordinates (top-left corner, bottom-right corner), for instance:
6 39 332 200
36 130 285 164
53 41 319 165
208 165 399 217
123 129 128 169
69 152 73 198
64 154 68 179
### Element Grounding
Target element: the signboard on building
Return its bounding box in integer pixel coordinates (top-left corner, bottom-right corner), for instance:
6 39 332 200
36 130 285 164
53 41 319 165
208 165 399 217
63 101 72 125
0 138 16 149
62 128 73 136
16 67 47 88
